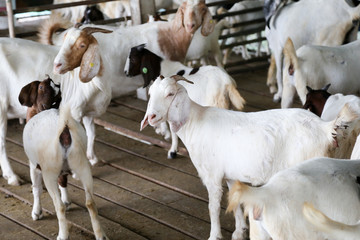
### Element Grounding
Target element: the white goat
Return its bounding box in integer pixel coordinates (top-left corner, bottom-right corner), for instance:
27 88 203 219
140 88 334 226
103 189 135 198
185 19 230 67
282 38 360 108
124 45 245 158
0 26 113 185
221 0 266 63
266 0 360 102
41 0 215 99
227 158 360 240
303 202 360 240
140 75 360 240
23 106 108 240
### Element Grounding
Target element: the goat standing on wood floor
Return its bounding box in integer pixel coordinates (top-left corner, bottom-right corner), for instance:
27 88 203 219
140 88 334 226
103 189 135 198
303 202 360 240
125 44 245 158
23 106 108 240
227 158 360 240
19 77 107 240
141 75 360 240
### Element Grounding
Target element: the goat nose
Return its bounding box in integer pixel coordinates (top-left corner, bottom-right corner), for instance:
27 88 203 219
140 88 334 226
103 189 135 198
187 23 195 30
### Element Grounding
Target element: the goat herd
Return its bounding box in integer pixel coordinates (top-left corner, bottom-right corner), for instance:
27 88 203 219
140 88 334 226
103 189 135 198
1 0 360 239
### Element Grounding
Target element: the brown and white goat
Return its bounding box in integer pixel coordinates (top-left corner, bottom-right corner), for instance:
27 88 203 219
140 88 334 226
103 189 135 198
20 79 108 239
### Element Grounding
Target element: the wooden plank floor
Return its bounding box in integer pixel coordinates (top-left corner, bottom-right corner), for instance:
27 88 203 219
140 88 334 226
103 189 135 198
0 65 303 240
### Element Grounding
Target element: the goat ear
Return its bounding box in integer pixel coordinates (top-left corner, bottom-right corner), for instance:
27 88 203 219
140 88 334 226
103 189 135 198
201 9 215 36
306 86 313 93
322 83 331 91
173 2 186 31
79 41 101 83
18 81 40 107
140 115 149 131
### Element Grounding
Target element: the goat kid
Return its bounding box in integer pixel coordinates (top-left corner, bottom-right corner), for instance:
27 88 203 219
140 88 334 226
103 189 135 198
227 158 360 240
140 75 360 240
303 202 360 240
125 44 245 158
23 106 108 240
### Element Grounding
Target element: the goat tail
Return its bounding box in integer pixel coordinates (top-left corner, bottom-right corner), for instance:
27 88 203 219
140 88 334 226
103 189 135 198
37 13 71 45
227 84 246 111
266 54 277 94
57 105 86 152
303 202 360 240
283 37 299 75
226 181 265 216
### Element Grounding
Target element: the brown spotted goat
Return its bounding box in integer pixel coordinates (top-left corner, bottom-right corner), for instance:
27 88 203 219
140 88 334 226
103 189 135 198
20 76 108 240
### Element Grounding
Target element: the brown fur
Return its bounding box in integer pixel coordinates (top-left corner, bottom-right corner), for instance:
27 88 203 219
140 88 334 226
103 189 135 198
37 14 72 45
18 77 62 122
158 0 214 61
61 27 111 82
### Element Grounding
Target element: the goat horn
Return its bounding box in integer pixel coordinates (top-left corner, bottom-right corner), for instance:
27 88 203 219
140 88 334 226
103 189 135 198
82 27 113 35
171 75 194 84
74 22 83 29
159 75 165 80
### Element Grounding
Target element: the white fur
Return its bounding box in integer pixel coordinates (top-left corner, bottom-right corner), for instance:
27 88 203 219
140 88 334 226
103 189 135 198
303 202 360 240
141 76 360 240
228 158 360 240
23 106 107 240
185 19 230 67
282 39 360 108
266 0 360 102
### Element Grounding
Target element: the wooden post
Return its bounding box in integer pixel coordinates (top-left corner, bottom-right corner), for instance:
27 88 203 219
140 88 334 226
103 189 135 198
5 0 14 38
130 0 156 25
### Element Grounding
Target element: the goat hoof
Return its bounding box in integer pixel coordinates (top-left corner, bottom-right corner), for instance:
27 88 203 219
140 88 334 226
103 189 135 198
5 174 22 186
64 201 72 211
272 94 281 103
168 151 177 159
89 157 99 166
32 210 43 221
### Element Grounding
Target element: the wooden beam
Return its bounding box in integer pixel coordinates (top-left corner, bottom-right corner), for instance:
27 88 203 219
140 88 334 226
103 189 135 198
130 0 155 25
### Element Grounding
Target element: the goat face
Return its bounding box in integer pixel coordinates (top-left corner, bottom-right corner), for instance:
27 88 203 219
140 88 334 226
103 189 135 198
303 84 331 117
141 76 178 130
81 5 104 24
175 0 215 36
19 76 62 121
53 27 112 82
125 44 162 87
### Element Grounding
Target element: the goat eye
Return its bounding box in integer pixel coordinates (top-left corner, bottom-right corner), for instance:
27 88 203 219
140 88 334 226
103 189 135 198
80 43 86 48
167 93 174 97
39 85 43 90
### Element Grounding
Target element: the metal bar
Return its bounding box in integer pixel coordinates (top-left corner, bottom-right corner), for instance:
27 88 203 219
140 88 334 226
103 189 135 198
231 18 265 28
5 0 14 38
219 25 265 39
213 6 263 19
220 37 267 49
13 0 120 14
